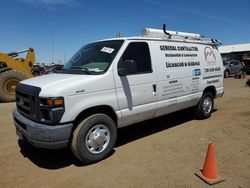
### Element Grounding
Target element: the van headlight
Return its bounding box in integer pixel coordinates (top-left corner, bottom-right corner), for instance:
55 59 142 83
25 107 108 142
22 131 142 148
39 97 65 124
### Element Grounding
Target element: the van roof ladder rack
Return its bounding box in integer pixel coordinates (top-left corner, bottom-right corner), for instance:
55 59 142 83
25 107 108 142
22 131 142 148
141 24 221 46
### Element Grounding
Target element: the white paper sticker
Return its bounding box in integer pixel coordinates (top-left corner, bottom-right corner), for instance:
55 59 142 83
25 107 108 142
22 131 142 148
101 47 114 54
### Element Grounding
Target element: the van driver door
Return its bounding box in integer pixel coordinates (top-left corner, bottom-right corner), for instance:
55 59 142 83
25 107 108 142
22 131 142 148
114 41 158 126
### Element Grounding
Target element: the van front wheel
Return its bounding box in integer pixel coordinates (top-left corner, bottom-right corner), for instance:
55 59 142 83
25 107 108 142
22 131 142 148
71 114 117 164
194 92 214 119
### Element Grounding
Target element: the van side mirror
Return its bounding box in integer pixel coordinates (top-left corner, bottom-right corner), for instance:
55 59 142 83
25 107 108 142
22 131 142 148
118 59 137 76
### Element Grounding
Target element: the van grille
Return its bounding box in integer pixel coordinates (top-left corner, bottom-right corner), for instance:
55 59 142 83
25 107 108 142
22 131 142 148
16 84 41 122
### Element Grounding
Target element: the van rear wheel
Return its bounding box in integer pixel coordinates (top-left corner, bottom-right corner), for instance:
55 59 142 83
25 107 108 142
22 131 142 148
194 92 214 119
71 114 117 164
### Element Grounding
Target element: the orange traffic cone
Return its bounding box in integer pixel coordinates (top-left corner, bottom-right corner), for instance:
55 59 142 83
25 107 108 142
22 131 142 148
195 143 225 185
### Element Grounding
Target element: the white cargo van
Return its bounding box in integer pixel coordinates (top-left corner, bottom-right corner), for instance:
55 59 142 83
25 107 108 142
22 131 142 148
13 26 224 163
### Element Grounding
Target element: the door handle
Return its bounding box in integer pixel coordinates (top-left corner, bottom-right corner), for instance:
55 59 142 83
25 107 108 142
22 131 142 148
152 84 157 94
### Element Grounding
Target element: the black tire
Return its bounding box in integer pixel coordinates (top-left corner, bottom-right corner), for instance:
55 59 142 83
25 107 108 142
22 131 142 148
0 70 27 102
32 71 40 77
71 114 117 164
238 70 243 79
194 92 214 119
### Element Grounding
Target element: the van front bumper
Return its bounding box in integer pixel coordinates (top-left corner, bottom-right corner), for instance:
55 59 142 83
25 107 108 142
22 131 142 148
13 109 73 149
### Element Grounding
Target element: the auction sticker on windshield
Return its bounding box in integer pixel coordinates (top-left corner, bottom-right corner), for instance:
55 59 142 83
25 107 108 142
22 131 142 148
101 47 114 54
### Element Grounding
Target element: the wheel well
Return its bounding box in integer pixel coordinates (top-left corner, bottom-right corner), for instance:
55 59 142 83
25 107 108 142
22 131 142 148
73 105 118 130
203 86 216 98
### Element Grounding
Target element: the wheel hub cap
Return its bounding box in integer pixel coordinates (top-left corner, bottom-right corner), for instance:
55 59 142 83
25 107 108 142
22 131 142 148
203 97 212 114
85 124 110 154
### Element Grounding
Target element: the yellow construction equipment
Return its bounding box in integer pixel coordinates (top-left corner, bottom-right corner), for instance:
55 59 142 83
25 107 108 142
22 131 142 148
0 48 35 102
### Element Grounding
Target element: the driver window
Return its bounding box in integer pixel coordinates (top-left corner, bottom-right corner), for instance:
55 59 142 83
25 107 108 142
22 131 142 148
119 42 152 75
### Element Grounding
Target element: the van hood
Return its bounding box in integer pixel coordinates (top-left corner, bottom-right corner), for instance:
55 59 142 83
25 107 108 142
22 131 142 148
21 73 114 97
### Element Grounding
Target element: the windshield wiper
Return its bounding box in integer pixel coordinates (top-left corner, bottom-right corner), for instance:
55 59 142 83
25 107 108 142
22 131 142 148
62 67 93 74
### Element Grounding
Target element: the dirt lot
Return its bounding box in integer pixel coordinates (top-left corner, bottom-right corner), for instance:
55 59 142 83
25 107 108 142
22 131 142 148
0 77 250 188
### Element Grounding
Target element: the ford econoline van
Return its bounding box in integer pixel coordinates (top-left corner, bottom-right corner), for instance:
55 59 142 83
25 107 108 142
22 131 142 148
13 26 224 163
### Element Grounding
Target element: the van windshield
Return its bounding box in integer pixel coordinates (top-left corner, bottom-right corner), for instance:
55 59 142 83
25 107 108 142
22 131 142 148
62 40 124 74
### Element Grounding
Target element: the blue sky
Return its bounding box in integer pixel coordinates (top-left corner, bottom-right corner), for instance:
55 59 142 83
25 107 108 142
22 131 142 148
1 0 250 63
